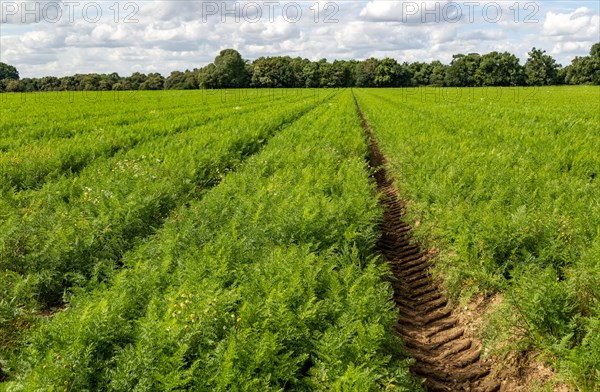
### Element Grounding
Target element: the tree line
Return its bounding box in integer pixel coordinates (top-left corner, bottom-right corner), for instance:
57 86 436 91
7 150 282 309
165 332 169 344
1 43 598 92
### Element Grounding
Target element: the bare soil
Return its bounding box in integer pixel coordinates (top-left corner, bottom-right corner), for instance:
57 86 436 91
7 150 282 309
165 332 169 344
352 94 569 392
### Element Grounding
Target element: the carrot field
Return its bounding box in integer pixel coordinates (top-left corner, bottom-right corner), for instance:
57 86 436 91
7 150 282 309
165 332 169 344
1 87 599 391
355 86 600 391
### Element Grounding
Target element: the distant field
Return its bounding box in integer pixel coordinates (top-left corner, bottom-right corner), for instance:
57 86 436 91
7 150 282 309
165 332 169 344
1 87 598 390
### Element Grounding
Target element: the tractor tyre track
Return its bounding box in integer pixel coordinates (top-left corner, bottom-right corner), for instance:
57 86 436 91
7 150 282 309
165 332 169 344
353 94 500 392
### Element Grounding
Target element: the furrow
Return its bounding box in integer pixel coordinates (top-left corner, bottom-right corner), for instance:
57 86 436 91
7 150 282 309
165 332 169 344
353 92 497 392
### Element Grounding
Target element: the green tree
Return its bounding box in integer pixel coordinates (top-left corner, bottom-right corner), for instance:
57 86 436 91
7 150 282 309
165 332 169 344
524 47 561 86
273 57 296 87
165 70 198 90
302 62 320 88
354 58 379 87
59 76 78 91
318 60 352 87
373 58 398 87
18 78 38 92
5 79 22 92
99 72 121 90
250 57 286 88
112 80 134 91
588 42 600 84
139 73 165 90
0 62 19 80
331 60 354 87
565 42 600 85
373 58 409 87
78 74 102 91
407 62 433 86
197 64 219 89
213 49 249 88
429 61 447 86
445 53 481 86
475 51 523 86
591 42 600 59
289 57 310 88
38 76 61 91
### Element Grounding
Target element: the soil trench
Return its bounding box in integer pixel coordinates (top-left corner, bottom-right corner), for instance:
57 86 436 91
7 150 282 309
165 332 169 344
353 95 500 392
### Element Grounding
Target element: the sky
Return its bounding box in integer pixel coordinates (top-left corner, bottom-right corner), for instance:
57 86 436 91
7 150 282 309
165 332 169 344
0 0 599 78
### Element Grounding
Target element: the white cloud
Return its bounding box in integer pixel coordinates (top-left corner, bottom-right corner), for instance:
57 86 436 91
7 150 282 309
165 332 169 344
260 17 296 40
0 1 598 77
543 7 599 38
360 1 457 24
551 40 596 55
460 30 505 42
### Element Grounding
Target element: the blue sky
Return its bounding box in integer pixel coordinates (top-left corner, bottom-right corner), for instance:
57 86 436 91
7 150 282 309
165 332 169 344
1 1 599 77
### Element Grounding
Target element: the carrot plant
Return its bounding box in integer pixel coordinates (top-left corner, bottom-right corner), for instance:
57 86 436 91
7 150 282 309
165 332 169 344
0 90 244 150
0 90 328 354
2 91 420 391
0 90 312 191
355 86 600 390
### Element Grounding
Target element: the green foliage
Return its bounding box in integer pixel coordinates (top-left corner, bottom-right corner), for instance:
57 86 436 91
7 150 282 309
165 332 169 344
354 59 378 87
250 57 301 88
198 49 249 89
373 59 410 88
355 86 600 390
445 53 481 87
138 73 165 90
0 63 19 81
565 42 600 85
5 43 597 93
485 266 576 350
318 60 353 88
4 84 595 390
0 90 322 347
1 91 421 391
164 71 198 90
558 318 600 391
525 48 561 86
475 52 524 86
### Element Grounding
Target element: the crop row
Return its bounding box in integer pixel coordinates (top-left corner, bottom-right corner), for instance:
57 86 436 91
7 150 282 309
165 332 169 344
0 91 329 344
354 86 600 390
0 90 318 151
0 92 193 149
0 91 320 191
2 91 420 391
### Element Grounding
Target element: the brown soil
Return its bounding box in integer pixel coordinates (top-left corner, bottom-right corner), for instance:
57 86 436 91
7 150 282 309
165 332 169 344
376 169 499 391
352 94 568 392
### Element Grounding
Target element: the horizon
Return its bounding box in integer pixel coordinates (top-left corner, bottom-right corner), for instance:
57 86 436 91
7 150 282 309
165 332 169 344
1 1 599 78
